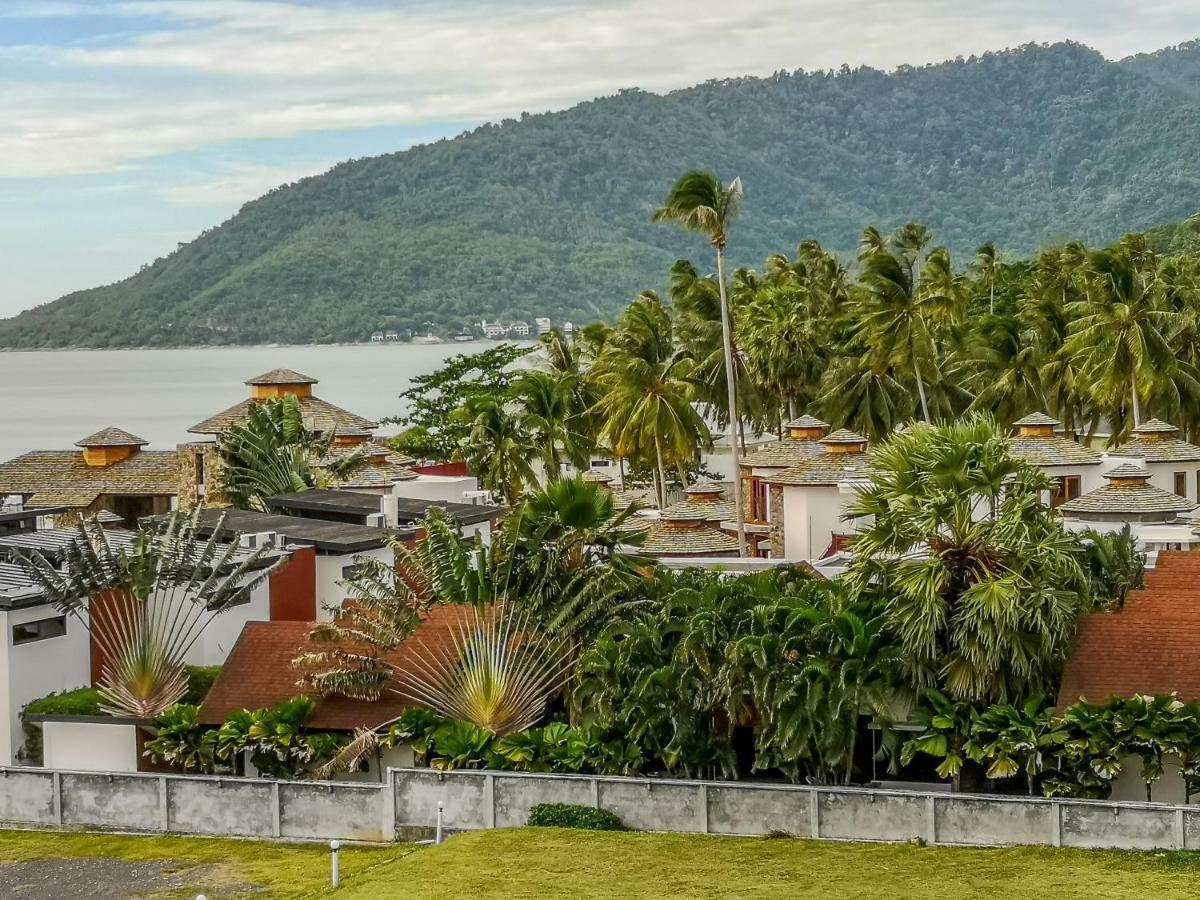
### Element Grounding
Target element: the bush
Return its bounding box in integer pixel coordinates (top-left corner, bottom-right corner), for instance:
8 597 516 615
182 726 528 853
527 803 625 831
19 687 103 764
183 665 221 705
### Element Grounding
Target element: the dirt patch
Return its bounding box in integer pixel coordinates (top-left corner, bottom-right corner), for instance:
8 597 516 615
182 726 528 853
0 856 249 899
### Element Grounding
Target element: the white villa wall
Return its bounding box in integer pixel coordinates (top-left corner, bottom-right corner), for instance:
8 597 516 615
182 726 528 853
0 605 90 766
393 476 479 503
42 721 140 773
780 484 865 562
1101 454 1200 504
315 547 393 621
192 579 273 666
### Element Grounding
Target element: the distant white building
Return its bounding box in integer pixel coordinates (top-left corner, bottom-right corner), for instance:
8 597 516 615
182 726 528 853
534 317 552 335
369 331 385 343
384 330 399 342
481 320 507 339
510 322 531 337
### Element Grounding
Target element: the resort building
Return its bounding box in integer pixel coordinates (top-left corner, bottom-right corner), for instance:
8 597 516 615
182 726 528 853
1059 463 1199 552
1007 412 1104 507
178 369 421 506
0 427 177 527
658 482 735 529
740 415 830 527
639 506 739 560
765 429 874 562
1105 418 1200 504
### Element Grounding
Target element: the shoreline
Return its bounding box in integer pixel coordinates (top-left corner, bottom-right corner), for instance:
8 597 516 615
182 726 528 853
0 338 543 353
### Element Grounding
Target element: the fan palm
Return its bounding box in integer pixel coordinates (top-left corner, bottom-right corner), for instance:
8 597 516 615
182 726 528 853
16 509 280 717
652 169 748 556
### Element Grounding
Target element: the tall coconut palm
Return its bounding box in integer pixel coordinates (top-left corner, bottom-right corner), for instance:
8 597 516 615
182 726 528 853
652 170 748 556
1064 240 1178 436
591 292 709 509
509 370 590 481
459 395 539 503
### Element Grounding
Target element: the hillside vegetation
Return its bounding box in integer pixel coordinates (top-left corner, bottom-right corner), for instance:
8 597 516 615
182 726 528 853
5 40 1200 347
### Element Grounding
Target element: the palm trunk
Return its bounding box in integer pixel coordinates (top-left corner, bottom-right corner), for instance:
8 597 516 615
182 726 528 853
716 245 748 557
654 434 668 510
912 334 931 423
1130 373 1142 427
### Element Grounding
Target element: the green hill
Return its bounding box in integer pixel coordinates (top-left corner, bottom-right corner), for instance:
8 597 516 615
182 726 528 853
6 40 1200 348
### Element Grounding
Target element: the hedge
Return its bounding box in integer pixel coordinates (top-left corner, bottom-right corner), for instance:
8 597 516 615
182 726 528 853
527 803 625 831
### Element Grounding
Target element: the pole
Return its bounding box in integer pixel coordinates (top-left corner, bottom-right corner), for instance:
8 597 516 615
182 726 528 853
715 245 747 557
436 800 445 845
330 840 341 888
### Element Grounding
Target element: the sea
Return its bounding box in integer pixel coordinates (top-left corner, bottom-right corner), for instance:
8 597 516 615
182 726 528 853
0 343 485 461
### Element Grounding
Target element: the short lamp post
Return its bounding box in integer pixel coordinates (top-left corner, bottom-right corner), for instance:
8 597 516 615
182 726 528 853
330 839 341 888
436 800 445 845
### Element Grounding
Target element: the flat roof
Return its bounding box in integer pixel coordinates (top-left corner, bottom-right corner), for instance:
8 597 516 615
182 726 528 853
0 506 67 524
392 496 504 526
0 527 279 570
190 507 405 554
267 489 504 526
0 561 47 609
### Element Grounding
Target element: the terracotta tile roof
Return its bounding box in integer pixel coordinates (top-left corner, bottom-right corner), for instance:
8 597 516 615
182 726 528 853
1058 552 1200 708
75 427 148 448
199 605 476 730
640 520 740 557
188 396 376 436
246 368 318 386
765 450 874 486
1110 419 1200 463
0 449 178 508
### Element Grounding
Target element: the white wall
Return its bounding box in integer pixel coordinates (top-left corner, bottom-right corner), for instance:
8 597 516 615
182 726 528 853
394 475 479 503
779 483 869 562
0 604 91 765
42 720 140 773
315 547 394 621
193 579 273 666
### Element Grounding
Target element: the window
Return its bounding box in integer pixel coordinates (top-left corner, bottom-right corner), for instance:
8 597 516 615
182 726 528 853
1050 475 1081 508
1176 472 1188 497
751 477 769 522
206 587 251 611
590 459 611 469
12 615 67 646
341 563 363 581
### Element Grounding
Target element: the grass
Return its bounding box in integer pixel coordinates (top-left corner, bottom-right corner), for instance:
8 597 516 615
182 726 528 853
4 826 1200 898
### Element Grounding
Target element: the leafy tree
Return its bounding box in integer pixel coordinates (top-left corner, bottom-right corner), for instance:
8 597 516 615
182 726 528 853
846 416 1088 703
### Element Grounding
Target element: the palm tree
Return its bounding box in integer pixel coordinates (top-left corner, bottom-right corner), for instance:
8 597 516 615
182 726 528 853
459 395 539 503
846 416 1088 703
590 292 708 509
1065 240 1178 436
509 370 590 481
17 510 279 717
652 170 748 556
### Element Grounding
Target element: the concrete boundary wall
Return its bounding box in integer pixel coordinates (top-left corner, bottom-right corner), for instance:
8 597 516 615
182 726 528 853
2 765 1200 850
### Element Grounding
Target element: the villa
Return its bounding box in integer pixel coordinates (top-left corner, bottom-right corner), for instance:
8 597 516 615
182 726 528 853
0 427 177 527
1006 412 1105 506
1105 418 1200 503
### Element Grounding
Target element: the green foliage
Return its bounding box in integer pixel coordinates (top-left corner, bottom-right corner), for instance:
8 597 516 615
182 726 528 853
9 43 1200 348
847 416 1088 703
903 692 1200 801
22 687 104 718
1079 526 1146 609
142 704 215 772
526 803 625 831
209 696 346 779
388 344 530 462
183 666 222 705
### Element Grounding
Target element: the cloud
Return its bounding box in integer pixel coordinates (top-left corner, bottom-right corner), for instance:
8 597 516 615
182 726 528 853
158 161 332 206
7 0 1196 178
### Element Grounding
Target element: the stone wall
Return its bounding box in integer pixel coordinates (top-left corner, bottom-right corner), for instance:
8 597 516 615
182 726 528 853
176 443 229 509
769 484 784 557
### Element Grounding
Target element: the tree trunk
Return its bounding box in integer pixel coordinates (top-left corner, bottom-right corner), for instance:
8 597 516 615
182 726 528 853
716 245 748 557
654 434 668 510
1130 372 1142 427
912 333 931 423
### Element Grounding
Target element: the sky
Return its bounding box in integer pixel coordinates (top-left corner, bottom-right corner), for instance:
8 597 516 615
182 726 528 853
1 1 1199 318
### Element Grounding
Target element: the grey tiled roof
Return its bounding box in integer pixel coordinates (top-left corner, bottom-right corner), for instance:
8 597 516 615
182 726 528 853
742 435 825 468
683 482 724 496
1111 420 1200 463
1009 434 1102 466
317 446 418 488
765 451 874 486
641 521 740 556
245 368 318 385
0 450 178 508
75 427 148 448
1013 412 1062 427
1104 463 1151 480
786 415 828 429
820 429 869 445
660 496 734 523
189 396 376 435
581 469 613 483
1060 482 1196 516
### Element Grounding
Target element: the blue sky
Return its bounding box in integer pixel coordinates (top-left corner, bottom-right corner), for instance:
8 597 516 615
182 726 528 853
2 0 1199 317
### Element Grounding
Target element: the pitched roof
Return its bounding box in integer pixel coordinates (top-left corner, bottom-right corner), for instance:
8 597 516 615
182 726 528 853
580 469 613 483
612 487 656 511
0 450 178 508
1059 469 1196 516
316 446 418 488
199 606 476 729
765 450 874 486
684 482 724 496
1110 418 1200 463
245 368 318 386
75 427 148 448
660 488 734 524
1058 552 1200 707
640 521 740 557
1013 412 1062 427
1008 434 1102 466
741 436 826 468
819 428 868 445
188 396 376 436
786 414 828 429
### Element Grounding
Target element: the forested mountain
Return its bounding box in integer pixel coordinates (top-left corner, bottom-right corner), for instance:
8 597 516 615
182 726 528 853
6 39 1200 348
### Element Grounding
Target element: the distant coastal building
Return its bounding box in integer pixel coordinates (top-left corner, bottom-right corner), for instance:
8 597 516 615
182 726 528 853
481 320 507 339
0 427 177 527
384 330 400 342
510 322 531 337
534 317 552 335
369 331 385 342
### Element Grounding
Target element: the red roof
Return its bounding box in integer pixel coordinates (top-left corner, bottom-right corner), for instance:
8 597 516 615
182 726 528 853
1057 551 1200 709
200 604 473 730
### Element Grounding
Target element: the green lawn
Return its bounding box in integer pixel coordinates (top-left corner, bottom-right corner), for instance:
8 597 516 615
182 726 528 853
3 826 1200 898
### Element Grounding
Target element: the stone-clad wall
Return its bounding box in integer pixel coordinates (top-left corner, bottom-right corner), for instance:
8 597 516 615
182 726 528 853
769 484 784 557
176 443 229 509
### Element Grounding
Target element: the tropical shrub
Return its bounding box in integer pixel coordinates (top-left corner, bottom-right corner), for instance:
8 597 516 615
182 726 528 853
527 803 625 831
143 703 215 772
1079 526 1146 609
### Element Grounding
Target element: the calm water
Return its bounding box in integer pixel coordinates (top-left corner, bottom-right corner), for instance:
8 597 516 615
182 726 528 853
0 343 487 460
